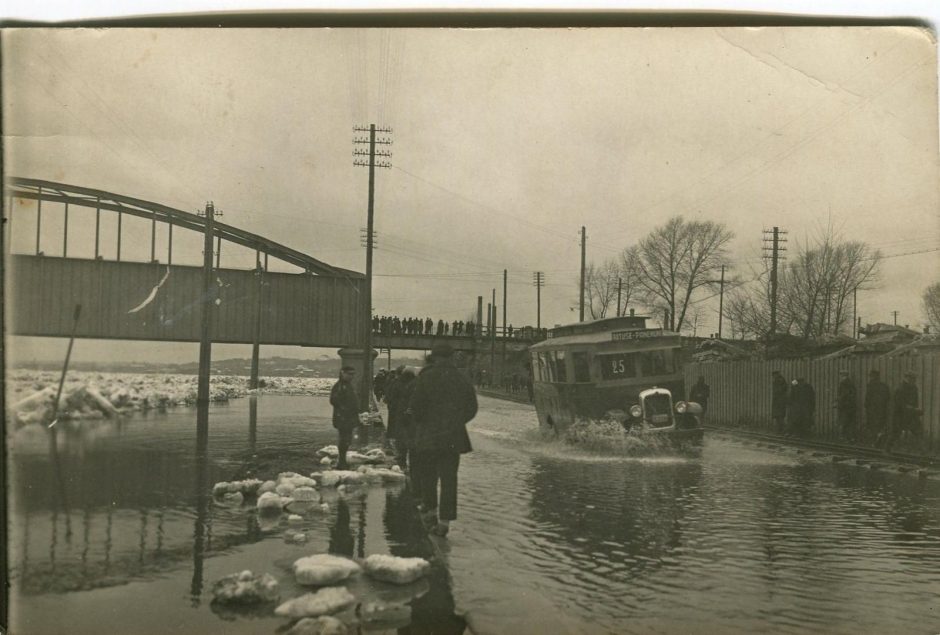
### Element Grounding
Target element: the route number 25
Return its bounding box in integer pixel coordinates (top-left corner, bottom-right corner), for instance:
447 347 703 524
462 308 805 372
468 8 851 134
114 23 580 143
611 359 626 374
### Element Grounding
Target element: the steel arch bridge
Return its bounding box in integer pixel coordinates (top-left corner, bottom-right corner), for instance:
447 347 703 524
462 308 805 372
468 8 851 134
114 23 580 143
4 177 366 348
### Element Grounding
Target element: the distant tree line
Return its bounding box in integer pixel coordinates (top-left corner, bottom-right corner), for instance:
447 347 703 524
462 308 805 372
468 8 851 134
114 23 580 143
577 215 885 340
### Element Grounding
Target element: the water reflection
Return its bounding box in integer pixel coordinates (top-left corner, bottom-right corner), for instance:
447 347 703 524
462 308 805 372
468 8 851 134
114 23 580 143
329 497 355 557
190 410 211 606
526 456 703 579
383 486 468 635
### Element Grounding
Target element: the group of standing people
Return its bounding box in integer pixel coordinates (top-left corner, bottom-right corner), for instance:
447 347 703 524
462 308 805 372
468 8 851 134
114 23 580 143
371 316 477 337
330 342 478 538
770 368 922 448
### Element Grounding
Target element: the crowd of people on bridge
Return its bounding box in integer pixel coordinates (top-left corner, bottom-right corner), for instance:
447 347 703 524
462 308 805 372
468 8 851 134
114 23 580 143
371 314 548 340
331 342 478 538
767 368 922 450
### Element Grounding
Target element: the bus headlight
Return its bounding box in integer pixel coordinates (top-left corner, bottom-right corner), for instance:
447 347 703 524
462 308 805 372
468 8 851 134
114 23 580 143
675 401 688 414
629 404 642 418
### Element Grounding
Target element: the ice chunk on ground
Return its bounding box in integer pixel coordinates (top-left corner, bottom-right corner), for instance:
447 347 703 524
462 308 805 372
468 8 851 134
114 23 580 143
258 480 277 494
316 445 339 458
362 555 431 585
287 532 308 544
211 570 279 604
345 451 371 465
222 492 244 505
293 554 361 586
317 470 366 487
288 514 304 525
277 482 296 497
275 587 356 618
257 491 287 514
357 467 406 483
292 486 320 502
320 456 333 466
286 615 348 635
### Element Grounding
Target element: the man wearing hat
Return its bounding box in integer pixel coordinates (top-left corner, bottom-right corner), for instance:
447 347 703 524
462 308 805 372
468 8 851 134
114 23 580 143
330 365 360 470
409 341 478 537
889 371 921 449
864 369 890 447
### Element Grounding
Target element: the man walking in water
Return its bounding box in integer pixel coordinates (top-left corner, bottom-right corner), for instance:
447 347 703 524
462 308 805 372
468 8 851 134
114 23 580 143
330 365 359 470
409 342 478 537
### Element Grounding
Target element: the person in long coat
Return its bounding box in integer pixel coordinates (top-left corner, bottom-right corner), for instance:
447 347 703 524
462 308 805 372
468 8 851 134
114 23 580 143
889 372 921 449
788 377 816 437
771 370 789 433
329 365 359 470
388 368 417 470
836 370 857 441
864 369 890 447
409 342 478 537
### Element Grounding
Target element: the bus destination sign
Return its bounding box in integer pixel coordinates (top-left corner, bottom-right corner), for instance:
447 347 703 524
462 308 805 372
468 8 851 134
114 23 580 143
611 328 663 341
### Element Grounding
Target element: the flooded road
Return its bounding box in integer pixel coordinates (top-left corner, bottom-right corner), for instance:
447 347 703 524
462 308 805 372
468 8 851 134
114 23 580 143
8 393 940 635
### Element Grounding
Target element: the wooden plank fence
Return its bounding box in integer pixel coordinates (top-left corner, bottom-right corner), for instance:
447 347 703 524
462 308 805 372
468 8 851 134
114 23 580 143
684 353 940 456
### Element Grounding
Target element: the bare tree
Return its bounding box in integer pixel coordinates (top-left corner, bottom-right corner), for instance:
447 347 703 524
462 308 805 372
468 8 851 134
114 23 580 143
577 259 618 319
632 216 734 332
923 281 940 329
726 229 881 339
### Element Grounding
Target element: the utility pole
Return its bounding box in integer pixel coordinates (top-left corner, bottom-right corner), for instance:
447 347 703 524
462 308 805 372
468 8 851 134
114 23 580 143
197 202 216 420
502 269 508 368
762 226 787 336
579 226 586 322
353 124 392 411
718 264 725 339
892 310 898 326
490 293 497 380
477 296 483 338
533 271 544 330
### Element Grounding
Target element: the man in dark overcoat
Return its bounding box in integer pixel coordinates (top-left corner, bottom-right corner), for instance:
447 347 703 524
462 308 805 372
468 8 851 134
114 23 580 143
889 371 921 449
689 375 710 415
836 370 857 441
409 342 478 537
788 377 816 437
864 369 890 446
771 370 789 433
329 365 359 470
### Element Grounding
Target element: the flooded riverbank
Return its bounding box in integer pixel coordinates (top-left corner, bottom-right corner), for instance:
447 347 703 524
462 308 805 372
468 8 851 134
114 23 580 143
8 392 940 635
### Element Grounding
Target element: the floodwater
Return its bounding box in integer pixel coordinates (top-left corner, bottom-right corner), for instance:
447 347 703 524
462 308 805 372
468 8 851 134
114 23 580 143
7 393 940 635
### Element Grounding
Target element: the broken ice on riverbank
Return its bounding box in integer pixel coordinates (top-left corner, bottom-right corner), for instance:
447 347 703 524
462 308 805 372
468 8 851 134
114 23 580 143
6 369 334 427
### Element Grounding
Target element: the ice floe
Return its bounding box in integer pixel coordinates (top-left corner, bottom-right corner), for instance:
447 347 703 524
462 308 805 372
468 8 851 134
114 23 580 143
257 491 293 514
362 555 431 585
274 587 356 618
211 570 279 604
285 615 348 635
293 554 362 586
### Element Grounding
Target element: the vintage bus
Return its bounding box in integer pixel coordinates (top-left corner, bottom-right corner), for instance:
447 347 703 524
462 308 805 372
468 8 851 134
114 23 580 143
528 312 703 443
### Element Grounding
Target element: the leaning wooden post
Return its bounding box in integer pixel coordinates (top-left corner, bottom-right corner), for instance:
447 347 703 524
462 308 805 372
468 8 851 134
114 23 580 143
196 202 215 441
249 250 263 390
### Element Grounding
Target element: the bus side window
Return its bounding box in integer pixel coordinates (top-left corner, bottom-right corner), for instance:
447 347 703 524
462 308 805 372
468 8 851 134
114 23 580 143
640 351 668 376
572 352 591 382
555 351 567 382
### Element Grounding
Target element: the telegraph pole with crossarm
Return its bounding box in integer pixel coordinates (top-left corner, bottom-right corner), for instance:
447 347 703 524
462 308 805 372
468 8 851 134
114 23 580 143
353 124 392 412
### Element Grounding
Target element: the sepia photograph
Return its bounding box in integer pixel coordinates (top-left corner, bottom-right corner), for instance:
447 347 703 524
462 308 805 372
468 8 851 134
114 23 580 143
3 14 940 635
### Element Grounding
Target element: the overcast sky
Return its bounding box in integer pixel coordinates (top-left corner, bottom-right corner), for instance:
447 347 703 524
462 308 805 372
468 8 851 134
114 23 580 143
4 25 939 364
